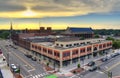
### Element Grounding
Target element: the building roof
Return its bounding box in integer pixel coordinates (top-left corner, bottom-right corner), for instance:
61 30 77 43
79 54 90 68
68 27 93 33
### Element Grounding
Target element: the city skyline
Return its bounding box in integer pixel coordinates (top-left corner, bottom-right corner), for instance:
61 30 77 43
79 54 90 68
0 0 120 30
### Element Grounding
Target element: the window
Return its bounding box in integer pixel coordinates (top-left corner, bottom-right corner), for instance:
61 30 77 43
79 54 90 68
74 43 77 46
80 48 85 53
94 47 97 51
48 49 52 55
72 49 78 55
43 48 47 52
69 44 72 47
77 43 79 46
103 44 106 48
54 52 60 57
32 45 34 48
56 44 59 46
99 45 102 49
35 46 37 49
63 52 70 57
61 44 63 47
38 46 41 51
87 47 91 51
66 45 69 47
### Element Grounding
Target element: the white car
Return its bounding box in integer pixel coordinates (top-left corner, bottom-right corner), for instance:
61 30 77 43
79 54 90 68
10 64 17 70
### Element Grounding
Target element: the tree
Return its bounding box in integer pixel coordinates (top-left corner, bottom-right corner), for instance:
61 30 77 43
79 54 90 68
47 62 49 66
113 40 120 49
77 64 81 68
106 37 114 41
94 34 100 38
0 31 10 39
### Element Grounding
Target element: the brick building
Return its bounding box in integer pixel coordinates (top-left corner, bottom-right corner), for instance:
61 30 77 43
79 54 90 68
30 38 112 68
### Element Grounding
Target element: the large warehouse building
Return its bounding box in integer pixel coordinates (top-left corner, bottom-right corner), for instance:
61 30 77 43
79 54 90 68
30 37 112 68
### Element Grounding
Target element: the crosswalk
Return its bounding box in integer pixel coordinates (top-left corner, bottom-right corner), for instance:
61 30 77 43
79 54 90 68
27 72 49 78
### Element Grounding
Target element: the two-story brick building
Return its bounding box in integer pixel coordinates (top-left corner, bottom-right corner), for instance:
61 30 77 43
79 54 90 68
30 38 112 68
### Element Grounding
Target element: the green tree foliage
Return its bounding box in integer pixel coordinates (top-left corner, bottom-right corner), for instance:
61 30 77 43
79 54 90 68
113 40 120 49
47 62 49 66
77 64 80 68
106 37 114 41
94 29 120 35
94 34 100 38
0 31 10 39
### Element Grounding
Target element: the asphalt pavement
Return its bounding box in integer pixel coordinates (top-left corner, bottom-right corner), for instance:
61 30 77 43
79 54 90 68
0 40 49 78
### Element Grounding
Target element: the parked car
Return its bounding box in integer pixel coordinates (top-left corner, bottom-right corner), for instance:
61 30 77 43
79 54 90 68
10 64 20 73
89 66 98 71
25 54 32 58
115 51 120 55
110 53 118 58
10 64 17 70
106 55 112 60
101 57 108 62
31 57 37 61
88 61 95 66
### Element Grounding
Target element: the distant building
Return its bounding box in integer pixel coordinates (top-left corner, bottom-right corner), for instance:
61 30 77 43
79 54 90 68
22 27 52 34
11 27 55 49
63 27 94 38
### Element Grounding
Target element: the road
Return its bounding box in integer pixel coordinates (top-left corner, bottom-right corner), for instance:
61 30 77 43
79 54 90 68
71 53 120 78
0 40 49 78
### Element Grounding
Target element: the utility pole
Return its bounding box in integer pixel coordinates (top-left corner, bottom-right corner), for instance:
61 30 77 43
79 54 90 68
7 53 9 66
108 71 112 78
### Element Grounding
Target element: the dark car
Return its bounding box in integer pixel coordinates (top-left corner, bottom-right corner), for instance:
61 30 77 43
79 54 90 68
88 61 95 66
110 53 118 58
101 57 108 62
89 66 98 71
31 57 37 61
25 54 32 58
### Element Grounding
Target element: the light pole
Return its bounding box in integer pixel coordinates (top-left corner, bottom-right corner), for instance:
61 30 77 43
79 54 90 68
7 52 9 66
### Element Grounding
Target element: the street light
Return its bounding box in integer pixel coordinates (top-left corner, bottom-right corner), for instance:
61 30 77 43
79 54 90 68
7 52 9 66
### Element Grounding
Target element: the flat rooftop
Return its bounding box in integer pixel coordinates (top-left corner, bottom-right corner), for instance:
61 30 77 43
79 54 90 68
33 38 111 50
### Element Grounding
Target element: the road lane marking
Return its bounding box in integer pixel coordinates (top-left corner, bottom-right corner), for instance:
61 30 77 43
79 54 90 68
12 52 35 70
105 66 108 69
27 69 35 72
18 47 26 54
96 70 104 74
107 62 120 71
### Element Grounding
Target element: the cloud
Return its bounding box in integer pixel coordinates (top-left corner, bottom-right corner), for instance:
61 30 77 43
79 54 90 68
0 0 26 12
31 0 120 16
0 0 120 18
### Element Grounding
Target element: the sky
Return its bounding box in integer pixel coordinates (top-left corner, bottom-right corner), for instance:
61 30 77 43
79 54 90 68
0 0 120 30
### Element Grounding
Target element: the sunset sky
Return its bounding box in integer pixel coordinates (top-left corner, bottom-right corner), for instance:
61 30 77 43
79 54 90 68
0 0 120 30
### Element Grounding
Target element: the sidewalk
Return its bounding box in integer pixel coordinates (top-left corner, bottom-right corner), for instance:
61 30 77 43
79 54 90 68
0 54 13 78
0 54 22 78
